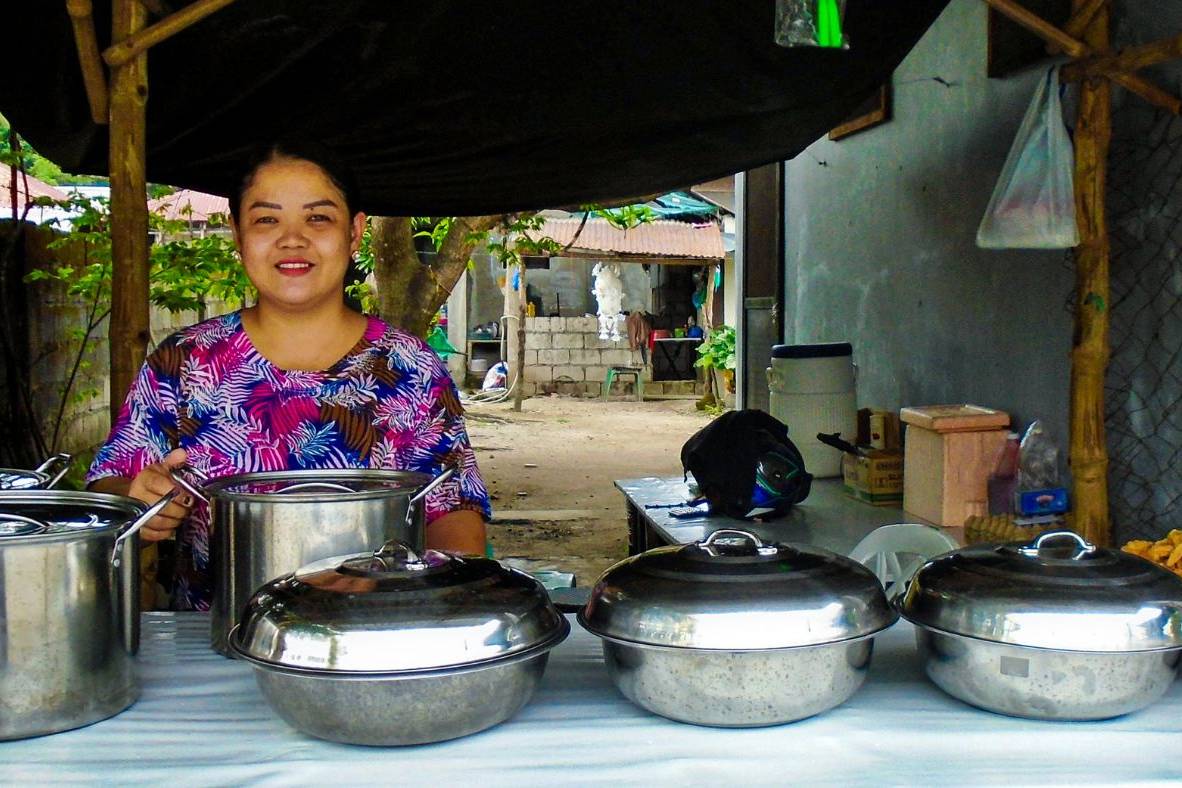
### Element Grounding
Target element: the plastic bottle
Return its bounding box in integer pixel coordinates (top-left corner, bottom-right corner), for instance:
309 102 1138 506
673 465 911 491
987 432 1021 515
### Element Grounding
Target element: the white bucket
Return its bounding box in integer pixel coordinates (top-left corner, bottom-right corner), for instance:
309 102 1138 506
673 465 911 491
766 343 857 479
468 358 490 375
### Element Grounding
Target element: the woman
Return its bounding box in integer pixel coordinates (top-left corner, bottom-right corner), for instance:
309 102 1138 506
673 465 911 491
88 138 490 610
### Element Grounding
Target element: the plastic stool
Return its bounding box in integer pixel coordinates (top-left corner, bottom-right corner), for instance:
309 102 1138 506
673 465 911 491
848 523 959 600
603 366 644 401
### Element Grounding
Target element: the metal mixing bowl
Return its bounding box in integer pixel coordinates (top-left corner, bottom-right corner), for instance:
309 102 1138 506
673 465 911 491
579 529 896 727
232 540 569 745
901 530 1182 720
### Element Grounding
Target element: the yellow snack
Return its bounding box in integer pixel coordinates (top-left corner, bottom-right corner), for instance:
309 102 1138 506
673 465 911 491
1168 543 1182 568
1122 533 1182 579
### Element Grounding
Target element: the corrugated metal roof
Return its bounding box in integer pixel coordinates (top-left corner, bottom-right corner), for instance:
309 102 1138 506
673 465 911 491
536 217 724 259
148 189 230 222
0 170 69 209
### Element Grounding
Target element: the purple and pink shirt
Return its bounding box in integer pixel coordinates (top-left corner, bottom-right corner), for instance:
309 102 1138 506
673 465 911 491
88 311 491 610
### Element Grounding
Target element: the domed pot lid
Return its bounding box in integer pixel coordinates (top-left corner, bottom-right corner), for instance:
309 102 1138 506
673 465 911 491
232 540 570 673
900 530 1182 652
578 529 896 650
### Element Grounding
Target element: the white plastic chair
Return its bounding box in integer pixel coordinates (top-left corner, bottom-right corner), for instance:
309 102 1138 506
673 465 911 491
848 524 960 600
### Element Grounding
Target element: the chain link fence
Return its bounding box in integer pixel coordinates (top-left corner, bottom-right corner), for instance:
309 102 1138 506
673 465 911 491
1106 102 1182 544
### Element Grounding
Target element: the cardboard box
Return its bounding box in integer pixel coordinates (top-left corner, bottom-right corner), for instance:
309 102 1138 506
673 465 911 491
839 408 904 506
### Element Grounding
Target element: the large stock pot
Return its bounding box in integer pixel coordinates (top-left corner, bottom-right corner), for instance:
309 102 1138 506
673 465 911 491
0 454 71 491
173 467 452 655
0 489 172 739
579 529 897 727
231 540 569 745
900 530 1182 720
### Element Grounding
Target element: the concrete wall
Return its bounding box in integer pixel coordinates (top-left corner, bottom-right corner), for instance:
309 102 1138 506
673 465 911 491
781 0 1074 451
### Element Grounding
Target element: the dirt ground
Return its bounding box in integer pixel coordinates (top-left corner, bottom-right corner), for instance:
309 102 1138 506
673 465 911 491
463 394 711 585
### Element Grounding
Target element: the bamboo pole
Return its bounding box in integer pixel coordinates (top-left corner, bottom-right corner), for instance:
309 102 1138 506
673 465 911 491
107 0 150 426
1068 0 1112 546
65 0 110 125
1060 0 1106 47
984 0 1180 116
104 0 237 67
1062 33 1182 81
513 262 526 412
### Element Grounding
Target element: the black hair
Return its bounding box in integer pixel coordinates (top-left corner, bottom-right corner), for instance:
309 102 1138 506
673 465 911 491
229 136 362 222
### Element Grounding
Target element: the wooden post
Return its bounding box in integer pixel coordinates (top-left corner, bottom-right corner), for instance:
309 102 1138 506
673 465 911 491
1068 0 1112 545
108 0 150 425
513 261 526 412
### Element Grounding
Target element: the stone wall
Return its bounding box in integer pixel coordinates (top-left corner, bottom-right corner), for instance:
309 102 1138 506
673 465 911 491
522 316 649 396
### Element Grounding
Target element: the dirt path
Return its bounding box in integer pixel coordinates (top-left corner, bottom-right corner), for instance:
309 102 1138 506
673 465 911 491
463 395 711 585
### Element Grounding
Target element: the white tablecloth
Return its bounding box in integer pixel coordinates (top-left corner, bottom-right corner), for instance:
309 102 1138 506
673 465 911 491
3 613 1181 786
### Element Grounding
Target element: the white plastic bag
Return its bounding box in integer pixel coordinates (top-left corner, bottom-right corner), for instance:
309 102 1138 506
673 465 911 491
976 67 1079 249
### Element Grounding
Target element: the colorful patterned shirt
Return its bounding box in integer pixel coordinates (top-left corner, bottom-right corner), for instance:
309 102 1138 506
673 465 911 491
88 311 491 610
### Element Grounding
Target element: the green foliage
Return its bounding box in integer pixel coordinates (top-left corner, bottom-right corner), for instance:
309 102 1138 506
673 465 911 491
694 324 736 371
593 204 658 231
345 219 378 314
1 115 96 185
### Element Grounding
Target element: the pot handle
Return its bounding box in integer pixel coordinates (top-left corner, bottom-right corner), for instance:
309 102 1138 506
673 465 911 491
110 489 180 656
0 513 52 536
698 528 780 557
404 466 456 526
1018 530 1096 560
169 467 210 505
32 453 72 489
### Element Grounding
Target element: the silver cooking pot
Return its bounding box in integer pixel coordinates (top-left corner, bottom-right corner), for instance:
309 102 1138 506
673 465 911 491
900 530 1182 720
0 454 71 491
173 467 454 656
578 529 897 727
231 540 569 745
0 489 174 739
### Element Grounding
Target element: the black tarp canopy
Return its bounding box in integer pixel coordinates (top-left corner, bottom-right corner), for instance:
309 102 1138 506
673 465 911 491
4 1 949 215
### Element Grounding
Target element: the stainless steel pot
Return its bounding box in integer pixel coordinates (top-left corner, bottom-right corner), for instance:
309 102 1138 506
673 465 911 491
0 489 173 739
579 529 897 727
900 530 1182 720
174 467 452 655
231 540 569 745
0 454 71 491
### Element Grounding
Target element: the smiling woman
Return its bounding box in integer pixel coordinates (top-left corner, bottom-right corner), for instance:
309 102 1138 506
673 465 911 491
86 137 491 611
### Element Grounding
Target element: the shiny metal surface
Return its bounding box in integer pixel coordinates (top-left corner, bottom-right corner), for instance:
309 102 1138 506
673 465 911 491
901 530 1182 652
199 468 435 656
914 627 1182 720
580 529 896 650
600 636 874 727
0 454 71 491
242 650 553 746
0 491 147 739
234 541 569 672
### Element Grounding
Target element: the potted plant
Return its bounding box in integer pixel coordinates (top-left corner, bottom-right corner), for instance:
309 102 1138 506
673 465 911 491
694 324 736 394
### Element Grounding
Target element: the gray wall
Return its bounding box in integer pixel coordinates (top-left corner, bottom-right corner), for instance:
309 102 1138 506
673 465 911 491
782 0 1075 451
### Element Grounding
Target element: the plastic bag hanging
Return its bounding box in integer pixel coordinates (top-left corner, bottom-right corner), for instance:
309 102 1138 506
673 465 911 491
774 0 849 49
976 67 1080 249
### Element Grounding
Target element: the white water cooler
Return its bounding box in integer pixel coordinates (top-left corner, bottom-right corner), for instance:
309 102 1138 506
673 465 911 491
766 342 857 478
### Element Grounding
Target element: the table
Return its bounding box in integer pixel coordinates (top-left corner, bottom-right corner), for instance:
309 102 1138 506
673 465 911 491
4 612 1180 786
615 476 939 556
651 337 701 381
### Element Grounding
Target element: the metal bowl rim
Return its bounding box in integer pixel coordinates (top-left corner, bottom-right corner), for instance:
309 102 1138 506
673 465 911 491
229 616 570 679
204 468 435 502
904 616 1182 655
576 610 894 653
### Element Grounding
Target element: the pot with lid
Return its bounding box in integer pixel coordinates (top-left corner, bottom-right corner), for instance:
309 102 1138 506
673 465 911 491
231 539 570 745
578 529 897 727
0 453 71 491
900 530 1182 720
173 466 453 655
0 489 174 739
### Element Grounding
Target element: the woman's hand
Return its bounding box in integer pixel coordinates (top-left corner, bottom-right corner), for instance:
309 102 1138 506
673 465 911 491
127 448 194 542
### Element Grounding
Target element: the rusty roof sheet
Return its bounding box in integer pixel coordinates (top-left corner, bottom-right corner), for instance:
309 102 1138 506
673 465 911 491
538 217 723 259
0 170 69 210
148 189 230 222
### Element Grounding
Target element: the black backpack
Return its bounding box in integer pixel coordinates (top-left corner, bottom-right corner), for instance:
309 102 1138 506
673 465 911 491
680 409 812 519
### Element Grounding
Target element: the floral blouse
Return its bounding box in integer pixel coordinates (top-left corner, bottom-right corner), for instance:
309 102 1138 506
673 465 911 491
88 311 491 610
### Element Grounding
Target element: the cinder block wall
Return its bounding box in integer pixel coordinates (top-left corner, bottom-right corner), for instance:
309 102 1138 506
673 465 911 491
522 316 649 396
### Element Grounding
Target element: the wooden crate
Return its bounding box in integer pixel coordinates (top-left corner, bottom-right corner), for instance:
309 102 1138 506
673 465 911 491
901 405 1010 527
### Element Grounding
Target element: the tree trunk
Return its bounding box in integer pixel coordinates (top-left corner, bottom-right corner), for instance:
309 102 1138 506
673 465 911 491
370 215 503 337
513 262 526 412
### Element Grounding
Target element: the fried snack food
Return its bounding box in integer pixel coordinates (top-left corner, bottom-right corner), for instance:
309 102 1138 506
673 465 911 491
1122 529 1182 578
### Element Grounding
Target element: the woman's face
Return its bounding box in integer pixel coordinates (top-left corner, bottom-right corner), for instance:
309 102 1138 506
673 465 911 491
231 156 365 314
